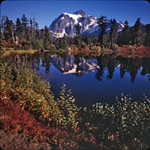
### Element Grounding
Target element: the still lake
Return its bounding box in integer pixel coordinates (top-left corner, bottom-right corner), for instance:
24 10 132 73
10 52 150 107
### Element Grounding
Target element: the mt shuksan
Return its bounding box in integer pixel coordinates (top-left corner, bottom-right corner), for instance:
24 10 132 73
49 10 125 38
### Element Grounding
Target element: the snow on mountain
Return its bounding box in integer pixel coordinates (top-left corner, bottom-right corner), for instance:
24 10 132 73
51 55 100 76
63 12 82 24
51 55 121 77
49 10 125 38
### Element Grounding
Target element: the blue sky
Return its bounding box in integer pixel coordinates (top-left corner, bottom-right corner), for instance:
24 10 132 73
1 1 150 29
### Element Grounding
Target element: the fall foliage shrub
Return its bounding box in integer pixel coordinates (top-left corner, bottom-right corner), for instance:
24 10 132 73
85 46 89 51
118 45 150 58
0 56 150 149
97 46 101 51
0 59 79 129
0 98 59 144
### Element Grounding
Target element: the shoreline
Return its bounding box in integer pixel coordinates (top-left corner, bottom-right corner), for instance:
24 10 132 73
1 49 39 56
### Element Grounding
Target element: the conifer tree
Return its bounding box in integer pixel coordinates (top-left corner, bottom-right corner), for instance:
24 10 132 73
21 14 28 40
4 16 11 41
61 35 68 50
26 26 32 49
32 16 39 40
40 28 45 41
44 26 51 50
109 19 118 49
145 24 150 47
133 18 143 46
92 34 97 44
1 15 5 38
122 20 130 45
35 22 40 40
130 27 135 45
10 20 15 43
117 32 123 46
82 33 90 45
98 15 107 47
0 32 3 50
16 18 22 41
76 22 81 47
30 19 33 39
103 33 109 47
3 16 15 43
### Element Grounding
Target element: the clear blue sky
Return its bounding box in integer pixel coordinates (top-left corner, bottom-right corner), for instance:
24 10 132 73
1 1 150 29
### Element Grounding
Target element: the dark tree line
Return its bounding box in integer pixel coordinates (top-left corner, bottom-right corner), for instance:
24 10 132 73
74 16 150 49
1 14 54 50
95 54 150 83
1 14 150 51
98 16 150 49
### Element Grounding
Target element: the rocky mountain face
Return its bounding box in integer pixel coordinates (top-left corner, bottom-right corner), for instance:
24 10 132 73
49 10 125 38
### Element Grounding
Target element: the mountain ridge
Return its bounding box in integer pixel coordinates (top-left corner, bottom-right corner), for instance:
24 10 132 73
49 10 125 39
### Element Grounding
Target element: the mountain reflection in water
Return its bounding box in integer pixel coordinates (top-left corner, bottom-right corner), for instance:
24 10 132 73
5 52 150 107
40 53 150 82
35 52 150 107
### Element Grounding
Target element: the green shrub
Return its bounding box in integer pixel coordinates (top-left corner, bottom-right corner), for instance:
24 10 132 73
78 93 150 149
0 59 78 129
56 84 80 129
1 56 150 149
32 39 43 50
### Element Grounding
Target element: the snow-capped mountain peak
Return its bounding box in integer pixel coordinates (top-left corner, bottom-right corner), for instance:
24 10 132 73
73 9 89 17
62 12 82 23
49 10 125 38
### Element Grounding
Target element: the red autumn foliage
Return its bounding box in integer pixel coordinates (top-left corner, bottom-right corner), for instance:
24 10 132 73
0 98 98 149
117 45 150 58
0 99 60 143
4 42 16 47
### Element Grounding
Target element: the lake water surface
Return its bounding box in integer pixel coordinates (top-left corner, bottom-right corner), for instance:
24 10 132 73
31 52 150 107
6 52 150 107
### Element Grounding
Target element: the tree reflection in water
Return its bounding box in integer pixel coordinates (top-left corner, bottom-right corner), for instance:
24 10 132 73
3 52 150 83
